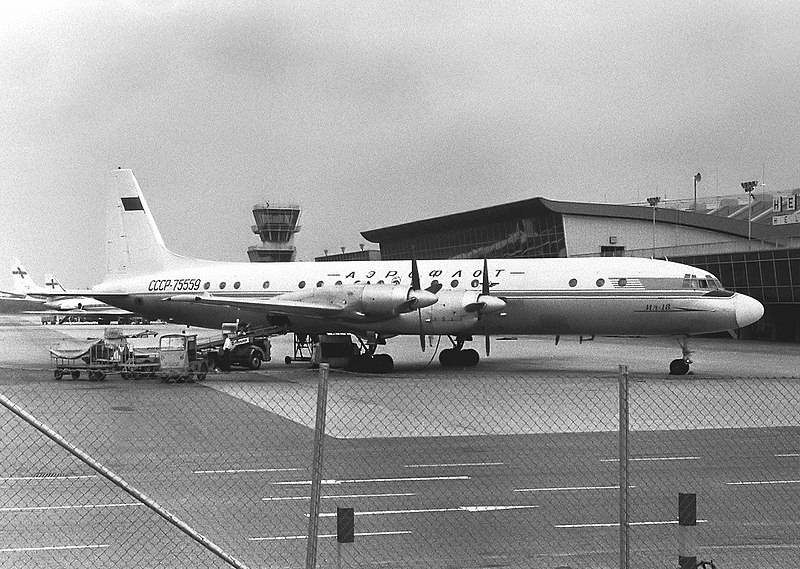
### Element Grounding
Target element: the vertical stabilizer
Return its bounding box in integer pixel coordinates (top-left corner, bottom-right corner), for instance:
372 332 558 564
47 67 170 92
106 169 176 278
43 274 67 292
10 258 42 293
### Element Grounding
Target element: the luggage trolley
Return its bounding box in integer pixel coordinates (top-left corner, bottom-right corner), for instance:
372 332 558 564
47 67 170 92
50 338 119 381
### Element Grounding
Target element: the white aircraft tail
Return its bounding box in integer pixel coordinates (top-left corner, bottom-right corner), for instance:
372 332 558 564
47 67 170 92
43 274 67 292
106 169 188 278
10 258 44 294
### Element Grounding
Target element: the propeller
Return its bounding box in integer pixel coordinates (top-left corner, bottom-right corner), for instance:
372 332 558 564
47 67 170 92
482 258 491 356
411 250 427 352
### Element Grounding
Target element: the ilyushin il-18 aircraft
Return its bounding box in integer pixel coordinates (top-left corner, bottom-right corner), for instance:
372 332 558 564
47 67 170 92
64 169 763 374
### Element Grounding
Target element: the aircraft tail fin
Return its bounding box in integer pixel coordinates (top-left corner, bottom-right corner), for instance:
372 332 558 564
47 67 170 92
106 169 182 278
43 274 67 292
10 258 43 294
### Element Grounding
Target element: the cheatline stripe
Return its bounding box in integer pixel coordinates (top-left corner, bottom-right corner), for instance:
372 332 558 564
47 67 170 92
600 456 700 462
0 502 143 512
315 505 540 517
515 485 636 492
273 476 470 485
249 531 411 541
557 519 708 529
726 479 800 486
0 544 109 553
263 492 415 501
194 467 304 474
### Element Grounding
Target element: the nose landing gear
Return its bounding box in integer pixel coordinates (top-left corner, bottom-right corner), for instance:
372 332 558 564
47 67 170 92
669 336 693 375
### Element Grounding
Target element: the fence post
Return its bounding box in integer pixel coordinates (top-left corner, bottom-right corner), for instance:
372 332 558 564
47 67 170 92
678 492 697 569
619 364 629 569
305 363 331 569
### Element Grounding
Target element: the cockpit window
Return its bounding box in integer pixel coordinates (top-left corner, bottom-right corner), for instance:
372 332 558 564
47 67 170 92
683 273 725 291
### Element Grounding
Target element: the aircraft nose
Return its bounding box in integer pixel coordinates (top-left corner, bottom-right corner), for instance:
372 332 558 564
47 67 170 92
735 294 764 329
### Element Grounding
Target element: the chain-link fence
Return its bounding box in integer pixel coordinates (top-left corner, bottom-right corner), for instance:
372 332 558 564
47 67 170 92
1 355 798 569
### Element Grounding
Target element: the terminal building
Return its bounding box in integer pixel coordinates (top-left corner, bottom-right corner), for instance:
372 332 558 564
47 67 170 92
361 190 800 342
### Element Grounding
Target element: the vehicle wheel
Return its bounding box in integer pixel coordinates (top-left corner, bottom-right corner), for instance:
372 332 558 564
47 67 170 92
54 369 63 380
248 350 262 370
196 363 208 381
97 371 106 381
285 355 292 365
669 358 690 375
71 370 80 380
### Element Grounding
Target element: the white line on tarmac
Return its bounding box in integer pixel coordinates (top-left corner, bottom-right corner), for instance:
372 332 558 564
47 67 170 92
315 504 540 517
775 453 799 458
556 519 707 528
599 456 700 462
263 492 415 501
193 467 304 474
404 462 504 468
249 530 412 542
273 475 470 486
726 479 800 486
0 544 109 553
0 503 143 512
515 485 636 492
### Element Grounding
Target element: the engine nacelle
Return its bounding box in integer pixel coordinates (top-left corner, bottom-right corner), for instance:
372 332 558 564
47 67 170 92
418 290 506 334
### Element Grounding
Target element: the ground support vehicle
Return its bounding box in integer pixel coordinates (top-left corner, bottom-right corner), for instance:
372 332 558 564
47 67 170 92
284 333 316 365
50 338 120 380
204 324 272 371
157 333 208 382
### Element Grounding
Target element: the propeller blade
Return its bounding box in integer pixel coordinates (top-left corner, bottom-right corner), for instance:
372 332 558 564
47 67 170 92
482 258 491 356
411 251 425 351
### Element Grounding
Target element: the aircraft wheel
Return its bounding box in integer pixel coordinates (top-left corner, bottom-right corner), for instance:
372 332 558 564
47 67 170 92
70 370 80 380
285 355 292 365
248 350 262 370
54 369 64 380
461 348 480 367
439 349 457 367
669 358 690 375
373 354 394 373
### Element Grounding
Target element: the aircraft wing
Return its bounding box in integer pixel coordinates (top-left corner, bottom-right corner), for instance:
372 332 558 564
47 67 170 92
165 294 347 319
24 308 133 316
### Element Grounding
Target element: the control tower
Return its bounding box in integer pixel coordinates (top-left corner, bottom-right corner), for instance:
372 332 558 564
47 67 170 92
247 202 301 263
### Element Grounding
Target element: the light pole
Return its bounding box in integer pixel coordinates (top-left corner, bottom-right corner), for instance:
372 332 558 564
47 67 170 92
693 173 701 211
647 196 661 255
741 181 758 240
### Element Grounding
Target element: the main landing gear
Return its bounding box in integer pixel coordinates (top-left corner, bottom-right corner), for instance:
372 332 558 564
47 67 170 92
439 336 481 368
669 336 693 375
347 336 394 374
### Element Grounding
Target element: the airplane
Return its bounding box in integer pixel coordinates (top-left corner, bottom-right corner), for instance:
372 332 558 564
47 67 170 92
58 169 763 374
1 258 135 321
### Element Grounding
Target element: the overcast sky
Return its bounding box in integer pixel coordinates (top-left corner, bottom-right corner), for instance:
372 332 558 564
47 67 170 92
2 1 799 288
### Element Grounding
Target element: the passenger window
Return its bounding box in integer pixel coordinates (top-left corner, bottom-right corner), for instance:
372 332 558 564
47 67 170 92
298 281 306 289
471 279 480 288
618 278 627 287
316 281 324 287
596 278 605 287
569 278 577 287
262 281 270 289
219 282 226 289
233 281 241 289
335 280 342 285
451 280 459 288
203 282 210 290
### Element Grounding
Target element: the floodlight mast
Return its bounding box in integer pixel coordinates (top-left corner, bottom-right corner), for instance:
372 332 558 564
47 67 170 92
741 180 758 241
647 196 661 255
